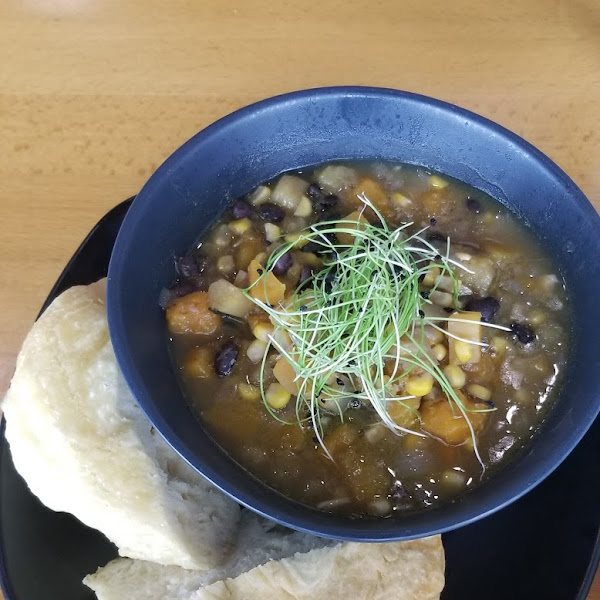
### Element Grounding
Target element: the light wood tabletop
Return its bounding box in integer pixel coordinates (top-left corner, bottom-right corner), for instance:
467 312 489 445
0 0 598 598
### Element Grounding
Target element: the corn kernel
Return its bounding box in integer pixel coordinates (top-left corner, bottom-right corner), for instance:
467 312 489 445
392 192 412 208
453 340 473 364
467 384 492 401
422 265 440 287
429 175 448 189
443 364 466 388
265 382 291 409
432 343 447 361
252 322 274 342
238 383 261 402
264 223 281 242
228 218 252 235
406 372 434 397
247 339 268 363
216 255 235 275
294 196 312 217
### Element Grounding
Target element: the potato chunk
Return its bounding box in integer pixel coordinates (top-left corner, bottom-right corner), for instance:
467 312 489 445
166 292 221 335
208 279 253 318
448 311 482 365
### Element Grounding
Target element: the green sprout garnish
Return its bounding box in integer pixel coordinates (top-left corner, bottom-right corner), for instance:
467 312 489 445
244 198 509 469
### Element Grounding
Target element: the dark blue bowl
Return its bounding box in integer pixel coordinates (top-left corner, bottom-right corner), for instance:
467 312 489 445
107 87 600 541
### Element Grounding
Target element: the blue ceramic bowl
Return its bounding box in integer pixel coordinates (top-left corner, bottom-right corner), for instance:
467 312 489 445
107 87 600 541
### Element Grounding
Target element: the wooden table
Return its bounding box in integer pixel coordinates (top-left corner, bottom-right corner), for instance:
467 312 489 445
0 0 598 597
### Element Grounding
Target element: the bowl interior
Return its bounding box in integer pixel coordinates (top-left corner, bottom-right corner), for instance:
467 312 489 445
107 87 600 540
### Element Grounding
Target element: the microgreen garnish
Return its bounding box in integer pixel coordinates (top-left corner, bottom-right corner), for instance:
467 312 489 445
244 198 509 467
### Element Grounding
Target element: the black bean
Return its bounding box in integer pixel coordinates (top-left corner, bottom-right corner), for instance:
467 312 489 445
177 253 206 278
272 252 293 276
302 241 322 254
315 194 338 211
317 211 341 224
466 197 482 214
231 199 253 219
214 341 239 377
465 296 500 323
170 281 196 297
429 217 437 226
306 183 323 200
349 398 362 409
510 322 536 345
258 203 285 223
298 265 313 287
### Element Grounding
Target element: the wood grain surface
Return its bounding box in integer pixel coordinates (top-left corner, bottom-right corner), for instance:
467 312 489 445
0 0 598 598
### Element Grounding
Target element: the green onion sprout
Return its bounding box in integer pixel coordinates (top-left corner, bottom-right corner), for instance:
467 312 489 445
243 198 510 468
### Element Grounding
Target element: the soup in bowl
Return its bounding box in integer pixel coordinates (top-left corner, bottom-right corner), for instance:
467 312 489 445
107 87 600 540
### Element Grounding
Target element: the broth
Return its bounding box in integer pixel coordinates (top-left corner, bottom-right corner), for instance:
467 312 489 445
164 161 569 517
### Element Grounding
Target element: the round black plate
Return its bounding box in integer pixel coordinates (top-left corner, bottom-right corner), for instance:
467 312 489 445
0 199 598 600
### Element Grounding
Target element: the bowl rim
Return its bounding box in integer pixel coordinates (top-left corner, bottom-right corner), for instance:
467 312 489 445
107 86 600 540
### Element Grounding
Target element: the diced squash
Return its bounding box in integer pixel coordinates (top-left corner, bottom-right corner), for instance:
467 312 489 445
388 397 421 428
248 259 286 305
320 423 359 456
336 210 369 245
166 291 221 335
271 175 309 211
420 392 488 445
183 347 214 378
347 177 393 221
273 355 299 395
448 311 482 365
208 279 254 318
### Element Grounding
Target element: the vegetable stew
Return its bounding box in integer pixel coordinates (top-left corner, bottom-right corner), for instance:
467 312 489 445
164 161 569 517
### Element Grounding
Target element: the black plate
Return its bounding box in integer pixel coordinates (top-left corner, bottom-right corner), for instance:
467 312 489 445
0 199 598 600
